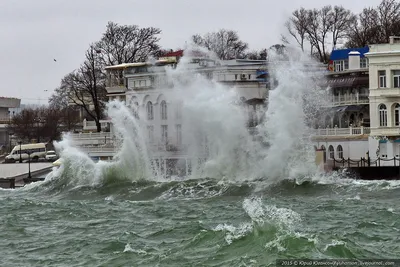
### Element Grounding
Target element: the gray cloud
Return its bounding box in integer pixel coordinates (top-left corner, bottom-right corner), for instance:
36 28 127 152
0 0 381 104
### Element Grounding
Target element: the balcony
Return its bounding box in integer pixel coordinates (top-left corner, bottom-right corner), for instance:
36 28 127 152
82 119 111 131
327 94 369 107
314 126 370 136
370 127 400 136
371 88 400 97
106 77 127 94
0 117 10 124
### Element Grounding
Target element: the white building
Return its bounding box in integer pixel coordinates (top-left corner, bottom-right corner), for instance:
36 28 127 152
0 97 21 152
73 50 269 166
313 47 371 163
366 36 400 159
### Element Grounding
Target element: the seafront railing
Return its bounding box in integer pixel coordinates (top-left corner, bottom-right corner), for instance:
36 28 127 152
332 157 400 168
315 126 370 136
69 132 113 140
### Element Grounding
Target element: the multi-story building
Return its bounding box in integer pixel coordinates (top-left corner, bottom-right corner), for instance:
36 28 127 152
104 51 269 173
313 47 371 161
0 97 21 152
70 50 269 168
366 36 400 159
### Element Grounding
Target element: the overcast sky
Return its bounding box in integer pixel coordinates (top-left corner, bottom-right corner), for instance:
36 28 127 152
0 0 382 104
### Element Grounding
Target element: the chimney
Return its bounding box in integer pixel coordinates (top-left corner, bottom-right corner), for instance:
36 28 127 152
348 51 360 70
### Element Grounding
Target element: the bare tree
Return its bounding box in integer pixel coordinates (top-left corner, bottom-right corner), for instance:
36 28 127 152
305 6 334 63
192 29 249 60
284 8 309 52
8 106 69 143
62 45 107 132
330 6 357 50
346 0 400 48
8 108 40 142
346 8 381 47
377 0 400 42
96 21 162 66
246 48 267 60
49 87 81 132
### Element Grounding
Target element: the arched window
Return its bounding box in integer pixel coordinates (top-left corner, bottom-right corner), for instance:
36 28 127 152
146 101 153 120
133 102 139 119
161 100 167 120
337 145 343 159
379 104 387 127
328 145 334 159
394 103 400 126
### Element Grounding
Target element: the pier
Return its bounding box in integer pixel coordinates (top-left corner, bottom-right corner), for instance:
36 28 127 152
0 162 53 188
331 157 400 180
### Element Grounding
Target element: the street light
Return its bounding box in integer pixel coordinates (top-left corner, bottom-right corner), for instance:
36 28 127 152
18 141 22 163
26 150 32 179
9 132 13 153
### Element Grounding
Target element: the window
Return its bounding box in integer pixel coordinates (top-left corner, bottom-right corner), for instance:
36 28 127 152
161 100 167 120
176 124 182 145
334 60 348 72
248 74 251 80
395 103 400 126
393 70 400 88
337 145 343 159
146 101 153 120
379 70 386 88
360 58 368 68
161 125 168 144
147 125 154 143
328 145 334 159
235 74 238 80
379 104 387 127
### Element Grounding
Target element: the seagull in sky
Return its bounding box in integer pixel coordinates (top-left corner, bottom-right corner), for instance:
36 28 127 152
53 59 57 62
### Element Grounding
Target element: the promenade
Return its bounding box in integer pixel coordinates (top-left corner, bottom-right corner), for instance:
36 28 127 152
0 162 53 188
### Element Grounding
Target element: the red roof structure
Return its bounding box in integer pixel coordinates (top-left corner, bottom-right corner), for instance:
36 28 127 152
162 50 184 57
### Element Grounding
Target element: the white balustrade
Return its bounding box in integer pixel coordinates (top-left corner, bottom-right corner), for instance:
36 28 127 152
315 126 370 136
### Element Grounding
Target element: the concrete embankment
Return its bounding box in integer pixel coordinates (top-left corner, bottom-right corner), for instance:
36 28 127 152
0 163 53 189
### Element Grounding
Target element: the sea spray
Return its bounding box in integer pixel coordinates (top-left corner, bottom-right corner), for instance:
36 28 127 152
46 46 329 186
259 49 328 181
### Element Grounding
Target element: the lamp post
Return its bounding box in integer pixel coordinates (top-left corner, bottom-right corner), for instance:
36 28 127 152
27 151 32 179
18 141 22 163
9 132 13 153
35 118 42 143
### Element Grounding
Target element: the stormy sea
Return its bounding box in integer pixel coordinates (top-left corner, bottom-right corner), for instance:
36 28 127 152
0 50 398 267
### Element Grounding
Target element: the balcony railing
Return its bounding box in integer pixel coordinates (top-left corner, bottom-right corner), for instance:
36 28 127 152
68 132 113 140
106 77 125 87
79 146 117 153
328 95 369 106
314 126 370 136
0 117 11 124
370 127 400 136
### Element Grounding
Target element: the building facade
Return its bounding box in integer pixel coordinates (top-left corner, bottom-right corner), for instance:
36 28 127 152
0 97 21 153
366 36 400 159
74 51 269 167
313 47 371 162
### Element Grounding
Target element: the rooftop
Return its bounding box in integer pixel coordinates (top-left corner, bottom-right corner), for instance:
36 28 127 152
330 47 369 61
0 97 21 108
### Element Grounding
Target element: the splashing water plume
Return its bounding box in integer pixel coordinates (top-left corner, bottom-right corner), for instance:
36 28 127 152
46 47 327 187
